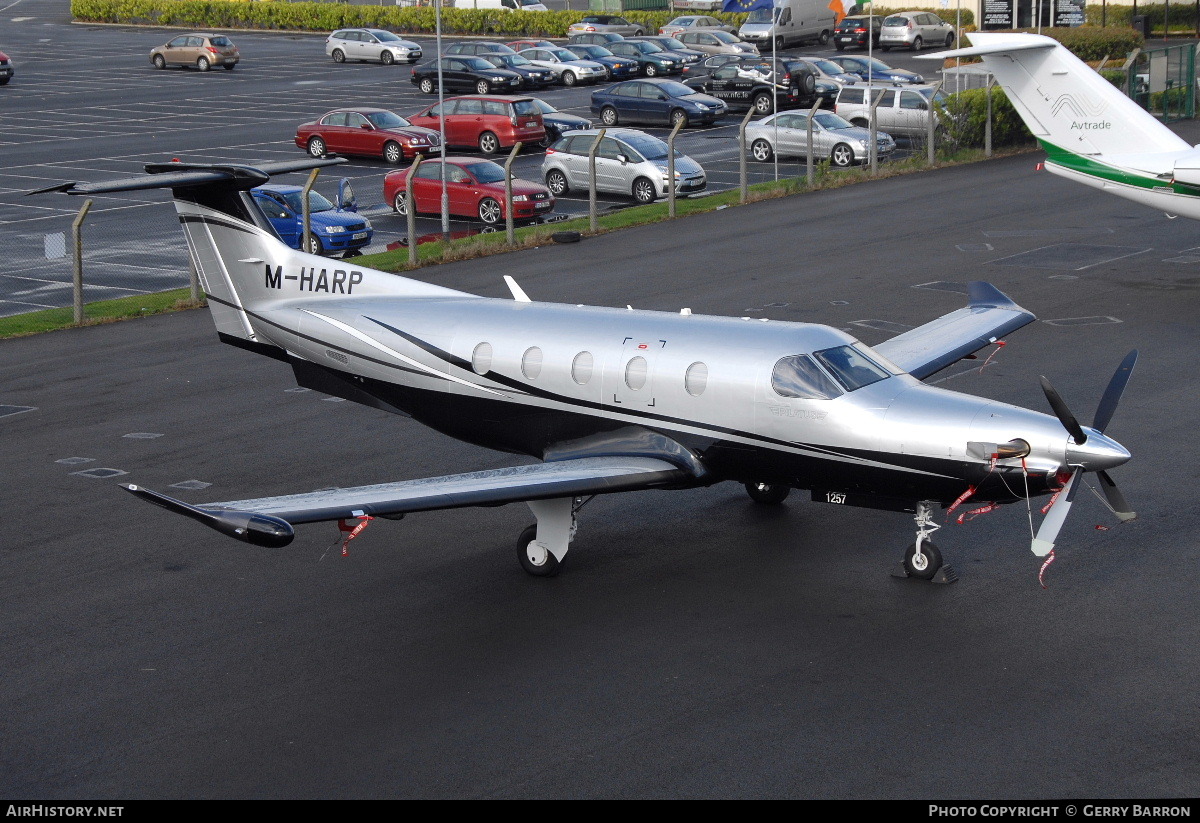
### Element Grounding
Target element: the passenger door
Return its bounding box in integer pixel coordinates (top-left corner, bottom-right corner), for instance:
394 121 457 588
319 112 350 154
597 137 637 195
254 193 300 248
897 89 929 134
451 97 484 145
343 111 377 156
607 336 664 409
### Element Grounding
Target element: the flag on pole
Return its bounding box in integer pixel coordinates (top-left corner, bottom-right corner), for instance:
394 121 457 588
828 0 855 23
722 0 774 12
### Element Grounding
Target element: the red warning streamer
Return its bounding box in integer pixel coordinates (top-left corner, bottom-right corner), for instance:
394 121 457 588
337 515 374 557
1038 549 1056 589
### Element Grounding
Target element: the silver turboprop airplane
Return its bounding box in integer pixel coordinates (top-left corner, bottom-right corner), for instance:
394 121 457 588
37 159 1137 583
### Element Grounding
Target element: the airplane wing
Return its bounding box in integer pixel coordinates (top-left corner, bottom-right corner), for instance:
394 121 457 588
873 282 1036 380
123 456 694 547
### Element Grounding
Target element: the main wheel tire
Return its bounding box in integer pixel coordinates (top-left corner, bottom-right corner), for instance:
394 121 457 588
745 482 790 505
152 54 166 70
911 35 923 51
831 142 854 167
196 56 210 72
644 63 658 77
478 197 502 225
632 176 656 204
478 131 500 154
476 79 491 95
752 91 773 115
307 136 327 158
904 541 943 580
332 48 345 64
383 141 403 165
545 169 569 196
305 234 323 255
817 30 830 45
381 51 395 66
419 77 435 94
600 106 619 126
517 524 561 577
670 108 689 129
394 192 410 216
750 138 773 162
562 70 577 86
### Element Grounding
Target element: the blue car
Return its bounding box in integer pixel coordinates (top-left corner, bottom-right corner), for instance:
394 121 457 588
251 184 373 257
564 44 640 81
592 78 726 129
827 55 924 85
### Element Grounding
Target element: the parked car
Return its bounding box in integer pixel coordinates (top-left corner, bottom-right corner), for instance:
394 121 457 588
150 33 239 72
626 35 706 67
879 11 955 51
607 40 683 77
444 42 516 57
659 16 736 37
564 44 641 81
458 0 548 9
567 32 626 47
790 56 861 87
528 98 593 143
745 110 895 166
407 95 545 154
834 83 951 136
326 29 422 64
738 0 836 50
384 157 555 226
251 185 372 256
478 52 554 89
675 30 758 56
0 50 13 85
591 78 726 128
828 55 923 85
682 56 818 114
411 56 524 95
295 108 441 164
517 47 606 86
506 40 556 51
542 128 706 204
832 16 881 51
567 15 647 37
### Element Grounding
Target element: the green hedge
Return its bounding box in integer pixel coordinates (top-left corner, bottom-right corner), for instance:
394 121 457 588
964 26 1143 61
1085 3 1199 29
942 86 1033 147
70 0 748 37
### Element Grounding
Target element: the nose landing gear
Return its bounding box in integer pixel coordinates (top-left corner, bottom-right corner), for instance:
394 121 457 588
892 501 958 583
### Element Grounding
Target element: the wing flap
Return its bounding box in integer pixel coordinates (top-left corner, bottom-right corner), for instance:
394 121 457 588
874 282 1036 380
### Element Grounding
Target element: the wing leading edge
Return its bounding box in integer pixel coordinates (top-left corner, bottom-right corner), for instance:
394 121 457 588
874 282 1036 380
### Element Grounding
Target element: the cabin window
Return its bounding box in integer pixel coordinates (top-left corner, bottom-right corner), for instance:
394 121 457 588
471 342 492 375
624 356 648 390
571 351 594 385
684 362 708 397
522 346 543 380
812 345 889 392
771 355 842 400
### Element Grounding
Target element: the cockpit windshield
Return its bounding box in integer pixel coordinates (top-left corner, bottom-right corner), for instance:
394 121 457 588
812 345 889 392
771 355 842 400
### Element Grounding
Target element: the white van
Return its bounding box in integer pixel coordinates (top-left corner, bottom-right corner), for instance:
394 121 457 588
454 0 549 10
738 0 836 50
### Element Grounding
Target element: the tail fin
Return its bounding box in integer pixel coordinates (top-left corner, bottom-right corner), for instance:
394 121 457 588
31 159 469 350
920 32 1190 160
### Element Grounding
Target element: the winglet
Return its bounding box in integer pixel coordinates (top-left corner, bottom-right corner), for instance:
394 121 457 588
967 281 1021 311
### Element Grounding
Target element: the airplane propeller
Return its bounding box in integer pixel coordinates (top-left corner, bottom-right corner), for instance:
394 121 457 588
1032 350 1138 557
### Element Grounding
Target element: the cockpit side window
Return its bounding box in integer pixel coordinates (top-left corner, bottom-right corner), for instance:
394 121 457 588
771 355 842 399
812 345 889 392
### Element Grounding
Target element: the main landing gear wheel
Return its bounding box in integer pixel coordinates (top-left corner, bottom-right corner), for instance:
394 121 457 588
517 524 562 577
745 482 790 505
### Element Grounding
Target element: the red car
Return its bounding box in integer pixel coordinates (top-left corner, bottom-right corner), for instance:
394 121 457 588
383 157 555 225
295 108 441 164
407 95 545 155
506 40 556 52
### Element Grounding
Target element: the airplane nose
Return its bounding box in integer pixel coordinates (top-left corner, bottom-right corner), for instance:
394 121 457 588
1065 431 1131 472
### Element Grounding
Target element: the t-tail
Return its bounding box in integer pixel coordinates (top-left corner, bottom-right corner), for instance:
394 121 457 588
30 159 471 354
921 32 1200 220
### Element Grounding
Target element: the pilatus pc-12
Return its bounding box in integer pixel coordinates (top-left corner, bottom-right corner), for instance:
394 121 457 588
37 159 1137 583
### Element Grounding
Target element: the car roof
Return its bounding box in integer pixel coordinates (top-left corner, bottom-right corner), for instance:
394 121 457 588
443 94 534 102
254 184 302 194
326 107 393 114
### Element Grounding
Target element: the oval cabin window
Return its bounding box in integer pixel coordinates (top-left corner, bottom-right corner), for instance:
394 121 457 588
522 346 543 380
625 356 648 390
571 351 594 385
471 342 493 375
684 362 708 396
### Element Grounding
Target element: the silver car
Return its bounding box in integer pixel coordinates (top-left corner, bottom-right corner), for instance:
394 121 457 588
542 128 706 204
518 47 606 86
878 12 955 52
745 110 895 167
659 16 737 38
834 83 951 136
326 29 422 65
567 15 647 37
675 30 758 56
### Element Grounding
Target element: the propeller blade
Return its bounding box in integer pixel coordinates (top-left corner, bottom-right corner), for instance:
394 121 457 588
1031 468 1081 556
1092 349 1139 433
1040 376 1088 445
1096 470 1137 522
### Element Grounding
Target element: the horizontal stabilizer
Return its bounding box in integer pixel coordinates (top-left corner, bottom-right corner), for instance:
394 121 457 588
28 158 347 197
874 282 1036 380
918 37 1055 61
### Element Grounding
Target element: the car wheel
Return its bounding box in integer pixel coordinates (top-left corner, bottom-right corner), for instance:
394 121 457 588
752 91 773 115
831 142 854 167
307 137 327 158
332 49 345 64
881 45 892 52
152 54 166 70
383 141 403 165
750 138 773 162
834 42 845 52
478 197 502 225
394 191 411 216
670 108 689 129
196 56 210 72
476 79 491 95
381 51 395 66
600 106 619 126
545 169 569 196
223 64 235 71
306 234 323 255
945 33 955 47
632 177 656 204
818 30 830 45
478 131 500 154
633 28 645 36
644 63 658 77
911 35 923 51
562 70 577 86
774 36 785 51
419 77 435 94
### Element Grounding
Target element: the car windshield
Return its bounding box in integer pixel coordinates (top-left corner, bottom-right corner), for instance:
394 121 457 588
463 57 495 70
747 8 780 23
375 31 403 42
808 59 843 75
856 58 893 73
548 49 578 61
618 132 679 161
656 81 693 97
366 111 411 129
530 99 558 114
468 163 507 184
573 45 611 58
812 345 889 392
635 41 664 54
280 191 335 213
712 31 739 44
661 38 687 49
813 111 852 129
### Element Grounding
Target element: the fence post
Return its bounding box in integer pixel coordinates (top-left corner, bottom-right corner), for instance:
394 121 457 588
589 128 605 233
71 199 93 326
985 77 994 157
406 154 423 267
806 98 821 187
667 119 683 218
738 108 754 203
504 141 523 245
300 167 320 255
870 89 885 177
926 80 944 166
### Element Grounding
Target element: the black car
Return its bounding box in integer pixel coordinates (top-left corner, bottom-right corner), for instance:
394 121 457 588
683 55 819 114
625 35 706 68
564 43 640 81
444 42 517 56
833 16 882 51
606 40 682 77
528 98 593 142
411 56 524 95
478 52 553 89
567 32 625 47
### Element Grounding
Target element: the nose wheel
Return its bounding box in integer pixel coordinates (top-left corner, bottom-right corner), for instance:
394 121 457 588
892 501 957 583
